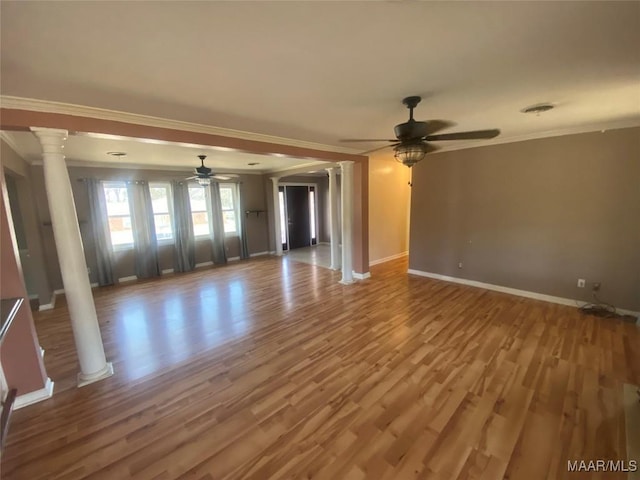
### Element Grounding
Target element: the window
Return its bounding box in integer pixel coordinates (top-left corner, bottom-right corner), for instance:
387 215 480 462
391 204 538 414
188 186 211 237
149 183 173 242
219 184 238 234
103 182 133 247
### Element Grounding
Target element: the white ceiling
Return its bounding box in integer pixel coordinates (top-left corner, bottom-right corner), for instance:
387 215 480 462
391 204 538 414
1 1 639 165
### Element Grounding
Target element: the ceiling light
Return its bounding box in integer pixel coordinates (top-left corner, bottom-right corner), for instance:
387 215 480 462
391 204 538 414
394 143 428 168
107 151 127 157
521 103 554 115
196 177 211 186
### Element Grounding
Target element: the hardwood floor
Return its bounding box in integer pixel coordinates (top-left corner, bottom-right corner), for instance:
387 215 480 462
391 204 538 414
3 256 639 479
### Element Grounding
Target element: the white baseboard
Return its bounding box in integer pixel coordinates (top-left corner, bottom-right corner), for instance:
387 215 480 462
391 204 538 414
250 251 269 257
118 275 137 283
195 261 214 268
370 251 408 267
39 292 56 311
53 288 64 295
407 269 640 319
353 271 371 280
161 268 174 275
228 256 241 262
14 377 54 410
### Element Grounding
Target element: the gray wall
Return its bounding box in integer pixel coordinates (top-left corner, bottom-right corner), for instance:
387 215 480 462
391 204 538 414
409 127 640 312
29 165 270 291
2 140 53 305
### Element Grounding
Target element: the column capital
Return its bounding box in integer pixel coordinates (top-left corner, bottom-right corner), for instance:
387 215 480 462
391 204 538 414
270 176 280 184
30 127 68 155
325 166 339 174
338 160 354 169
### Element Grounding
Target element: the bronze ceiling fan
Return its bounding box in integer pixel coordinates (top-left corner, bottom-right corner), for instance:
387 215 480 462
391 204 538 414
341 96 500 167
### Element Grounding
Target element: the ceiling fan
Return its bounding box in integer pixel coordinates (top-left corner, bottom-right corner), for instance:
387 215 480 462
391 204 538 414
186 155 238 186
341 96 500 167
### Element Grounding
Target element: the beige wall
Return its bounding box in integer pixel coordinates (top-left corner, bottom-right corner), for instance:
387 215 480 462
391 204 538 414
368 151 411 264
409 127 640 312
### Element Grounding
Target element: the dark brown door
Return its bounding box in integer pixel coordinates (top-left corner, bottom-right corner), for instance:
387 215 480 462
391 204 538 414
285 186 311 250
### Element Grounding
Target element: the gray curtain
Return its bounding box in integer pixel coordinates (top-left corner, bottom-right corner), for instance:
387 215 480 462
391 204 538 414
237 182 250 260
209 182 227 265
171 181 195 272
128 181 161 278
86 179 116 286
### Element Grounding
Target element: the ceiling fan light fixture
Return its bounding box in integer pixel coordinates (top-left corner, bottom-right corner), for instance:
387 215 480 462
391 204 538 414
196 177 211 186
394 143 427 167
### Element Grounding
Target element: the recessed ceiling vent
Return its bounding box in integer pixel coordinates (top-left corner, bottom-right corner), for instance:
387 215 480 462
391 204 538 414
106 151 127 157
521 103 554 115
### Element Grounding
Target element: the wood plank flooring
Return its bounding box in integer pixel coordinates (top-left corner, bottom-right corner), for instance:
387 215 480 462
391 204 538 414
2 256 639 479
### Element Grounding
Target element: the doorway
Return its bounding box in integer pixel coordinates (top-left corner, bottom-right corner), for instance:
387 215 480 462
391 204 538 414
279 184 317 251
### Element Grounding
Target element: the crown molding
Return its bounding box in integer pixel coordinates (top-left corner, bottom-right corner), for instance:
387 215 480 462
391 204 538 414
428 117 640 155
267 161 333 176
29 158 266 175
0 96 361 155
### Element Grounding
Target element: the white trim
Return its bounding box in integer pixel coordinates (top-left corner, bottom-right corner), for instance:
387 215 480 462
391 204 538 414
28 294 38 300
195 261 214 268
228 256 240 262
161 268 174 275
14 377 54 410
352 271 371 280
428 119 640 155
77 362 114 388
0 96 360 155
369 251 408 267
407 269 640 318
118 275 137 283
53 288 64 295
40 346 45 359
38 292 56 311
250 251 269 257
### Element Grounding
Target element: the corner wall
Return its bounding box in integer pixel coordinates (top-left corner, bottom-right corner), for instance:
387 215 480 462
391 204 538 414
368 151 411 265
409 127 640 312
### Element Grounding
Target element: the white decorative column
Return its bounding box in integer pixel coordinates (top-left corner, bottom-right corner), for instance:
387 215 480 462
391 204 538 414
326 166 341 270
339 161 354 284
31 127 113 387
271 177 283 256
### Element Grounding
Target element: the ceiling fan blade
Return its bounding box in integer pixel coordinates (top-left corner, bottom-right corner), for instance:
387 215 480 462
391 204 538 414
212 175 232 181
340 139 397 143
184 176 197 180
361 143 401 155
424 120 456 136
424 143 441 154
425 129 500 141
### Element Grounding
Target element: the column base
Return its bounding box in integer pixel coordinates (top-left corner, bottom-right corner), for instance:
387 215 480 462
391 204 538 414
339 279 354 285
77 362 114 388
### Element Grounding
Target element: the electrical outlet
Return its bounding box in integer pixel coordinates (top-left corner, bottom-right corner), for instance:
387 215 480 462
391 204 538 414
458 262 463 269
577 279 586 288
593 282 601 292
